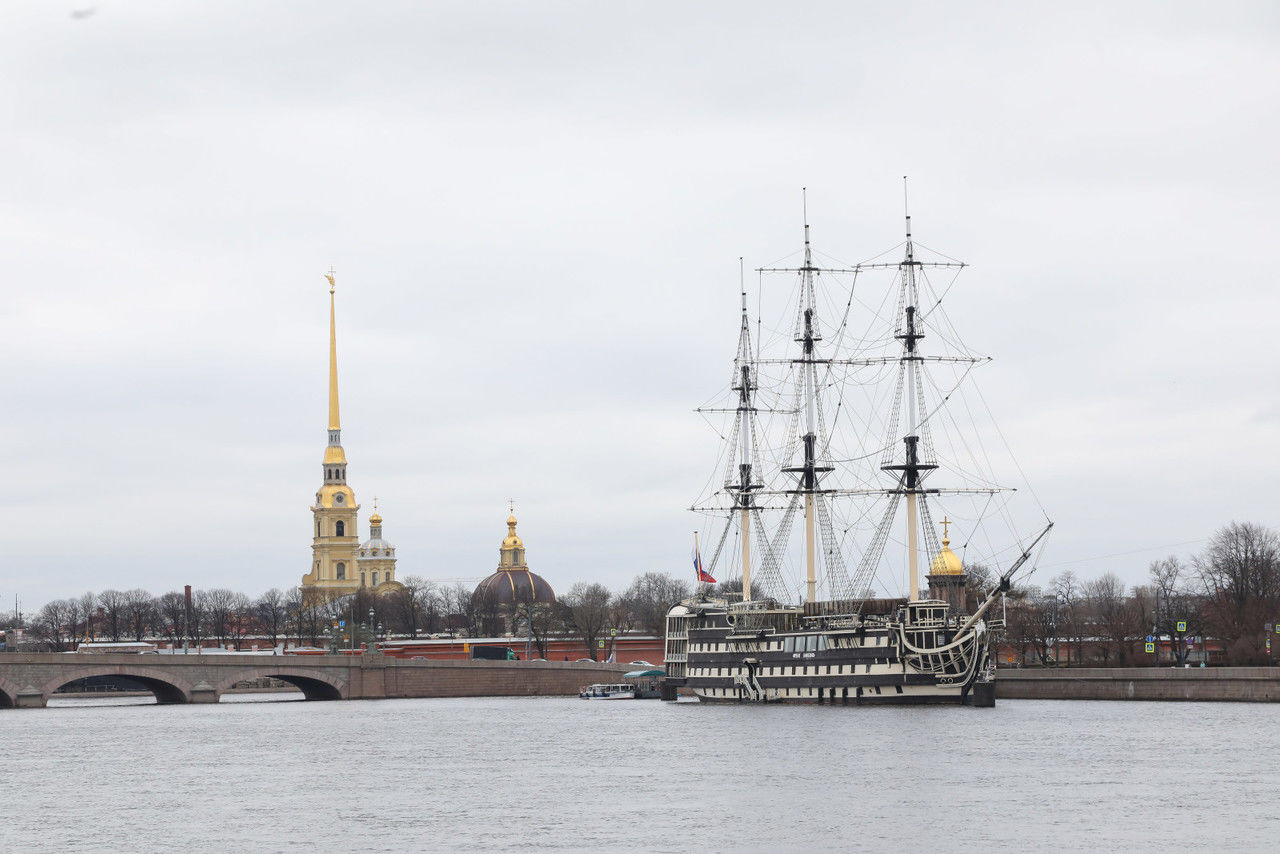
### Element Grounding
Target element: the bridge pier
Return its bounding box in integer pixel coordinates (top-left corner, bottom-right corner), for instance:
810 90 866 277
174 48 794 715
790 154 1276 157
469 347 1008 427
189 681 219 704
15 685 46 708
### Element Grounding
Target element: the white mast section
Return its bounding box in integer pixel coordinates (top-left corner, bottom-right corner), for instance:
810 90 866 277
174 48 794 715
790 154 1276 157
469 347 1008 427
904 208 921 602
802 211 818 605
738 271 753 602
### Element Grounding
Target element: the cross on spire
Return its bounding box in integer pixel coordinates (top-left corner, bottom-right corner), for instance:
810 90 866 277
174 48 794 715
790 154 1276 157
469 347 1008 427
941 516 951 541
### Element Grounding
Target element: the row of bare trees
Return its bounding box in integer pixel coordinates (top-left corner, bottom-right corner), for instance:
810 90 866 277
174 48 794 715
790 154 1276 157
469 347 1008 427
16 521 1276 663
17 571 694 659
1002 522 1280 667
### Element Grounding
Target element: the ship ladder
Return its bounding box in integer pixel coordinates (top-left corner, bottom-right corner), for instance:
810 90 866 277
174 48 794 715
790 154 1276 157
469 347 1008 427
737 660 765 702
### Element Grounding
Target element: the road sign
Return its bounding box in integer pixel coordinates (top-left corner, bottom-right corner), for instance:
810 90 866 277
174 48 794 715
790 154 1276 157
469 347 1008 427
1145 642 1156 653
610 629 617 636
1146 635 1154 643
339 620 345 628
598 640 605 648
1177 620 1187 633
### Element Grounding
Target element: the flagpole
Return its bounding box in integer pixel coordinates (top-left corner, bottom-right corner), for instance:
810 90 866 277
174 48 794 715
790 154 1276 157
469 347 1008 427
694 531 701 594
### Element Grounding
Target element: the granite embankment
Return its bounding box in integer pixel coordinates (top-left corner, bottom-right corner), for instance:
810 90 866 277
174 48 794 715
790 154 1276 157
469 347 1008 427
996 667 1280 701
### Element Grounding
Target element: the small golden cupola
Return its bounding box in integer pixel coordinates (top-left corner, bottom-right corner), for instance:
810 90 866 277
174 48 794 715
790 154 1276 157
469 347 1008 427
929 518 965 576
501 513 526 568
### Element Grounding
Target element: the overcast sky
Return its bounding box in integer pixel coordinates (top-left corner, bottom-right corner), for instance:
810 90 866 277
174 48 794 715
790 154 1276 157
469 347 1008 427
3 1 1278 612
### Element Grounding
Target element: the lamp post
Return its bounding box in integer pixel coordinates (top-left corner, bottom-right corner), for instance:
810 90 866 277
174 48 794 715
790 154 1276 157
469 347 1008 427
368 608 375 652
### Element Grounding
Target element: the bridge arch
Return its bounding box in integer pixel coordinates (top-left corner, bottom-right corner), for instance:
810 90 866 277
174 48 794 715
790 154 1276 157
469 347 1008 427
38 666 193 706
0 674 19 709
214 666 347 701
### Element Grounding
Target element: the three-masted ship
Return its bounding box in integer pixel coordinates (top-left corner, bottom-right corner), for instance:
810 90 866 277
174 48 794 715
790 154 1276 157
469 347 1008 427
663 197 1051 706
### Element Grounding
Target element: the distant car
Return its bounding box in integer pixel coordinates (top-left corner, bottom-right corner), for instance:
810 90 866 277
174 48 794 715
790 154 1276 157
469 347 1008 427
531 658 547 662
576 658 594 662
628 661 653 666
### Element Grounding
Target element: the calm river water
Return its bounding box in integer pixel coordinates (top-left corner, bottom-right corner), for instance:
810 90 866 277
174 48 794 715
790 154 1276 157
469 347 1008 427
4 694 1278 853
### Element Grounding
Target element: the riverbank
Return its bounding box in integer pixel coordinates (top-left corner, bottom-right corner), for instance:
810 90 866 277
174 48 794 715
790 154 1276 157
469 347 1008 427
996 666 1280 701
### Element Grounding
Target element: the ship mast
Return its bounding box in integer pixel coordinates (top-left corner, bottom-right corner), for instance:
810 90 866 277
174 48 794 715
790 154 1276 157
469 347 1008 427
886 206 938 601
730 260 760 601
779 195 834 604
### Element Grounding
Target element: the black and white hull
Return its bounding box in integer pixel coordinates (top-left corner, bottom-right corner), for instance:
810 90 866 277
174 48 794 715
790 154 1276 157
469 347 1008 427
665 599 996 706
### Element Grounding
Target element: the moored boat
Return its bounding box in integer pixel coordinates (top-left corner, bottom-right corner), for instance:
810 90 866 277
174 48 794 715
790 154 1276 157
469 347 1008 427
579 683 637 700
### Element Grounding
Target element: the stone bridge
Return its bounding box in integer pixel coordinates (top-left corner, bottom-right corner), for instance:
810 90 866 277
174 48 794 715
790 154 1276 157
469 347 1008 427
0 652 632 708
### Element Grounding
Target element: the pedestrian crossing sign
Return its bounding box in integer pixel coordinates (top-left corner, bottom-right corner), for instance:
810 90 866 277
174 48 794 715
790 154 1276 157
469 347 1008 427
1145 642 1155 653
1177 621 1187 633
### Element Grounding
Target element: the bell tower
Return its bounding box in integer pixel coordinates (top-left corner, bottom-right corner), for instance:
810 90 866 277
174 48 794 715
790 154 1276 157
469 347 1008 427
302 271 360 600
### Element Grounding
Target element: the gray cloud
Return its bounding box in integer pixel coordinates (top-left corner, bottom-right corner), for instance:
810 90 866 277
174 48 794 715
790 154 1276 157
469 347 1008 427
3 1 1278 608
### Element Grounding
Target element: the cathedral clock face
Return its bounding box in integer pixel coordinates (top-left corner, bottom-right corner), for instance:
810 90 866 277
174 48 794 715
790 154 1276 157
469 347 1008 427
334 493 345 505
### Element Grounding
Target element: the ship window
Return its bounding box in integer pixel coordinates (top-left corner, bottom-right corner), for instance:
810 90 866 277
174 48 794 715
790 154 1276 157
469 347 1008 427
818 636 829 651
805 635 817 652
783 637 794 653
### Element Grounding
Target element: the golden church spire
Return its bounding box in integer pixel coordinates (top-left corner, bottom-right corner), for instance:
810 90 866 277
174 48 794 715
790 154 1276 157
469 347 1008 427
326 270 341 432
322 270 347 472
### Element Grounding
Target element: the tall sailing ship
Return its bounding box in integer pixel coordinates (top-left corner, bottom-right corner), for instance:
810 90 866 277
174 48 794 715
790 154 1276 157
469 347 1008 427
663 196 1052 706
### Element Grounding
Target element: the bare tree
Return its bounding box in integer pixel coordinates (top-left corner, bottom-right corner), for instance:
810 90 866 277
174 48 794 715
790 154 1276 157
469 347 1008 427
965 563 997 606
64 592 98 644
34 599 73 651
1086 573 1138 665
1050 571 1083 665
199 588 239 647
1149 556 1202 666
562 582 613 660
388 576 436 638
441 583 478 637
228 592 253 648
621 572 691 637
123 589 154 641
97 589 127 642
158 591 188 646
1194 522 1280 664
256 588 288 649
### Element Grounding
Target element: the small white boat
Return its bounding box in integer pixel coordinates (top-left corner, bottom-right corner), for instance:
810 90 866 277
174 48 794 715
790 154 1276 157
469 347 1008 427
579 683 636 700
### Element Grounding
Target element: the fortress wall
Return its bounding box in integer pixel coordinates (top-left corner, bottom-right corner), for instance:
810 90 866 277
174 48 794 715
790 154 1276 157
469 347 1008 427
996 667 1280 701
365 658 632 699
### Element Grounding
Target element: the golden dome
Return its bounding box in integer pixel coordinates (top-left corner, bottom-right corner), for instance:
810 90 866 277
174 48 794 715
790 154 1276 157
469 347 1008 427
929 538 964 575
369 512 383 525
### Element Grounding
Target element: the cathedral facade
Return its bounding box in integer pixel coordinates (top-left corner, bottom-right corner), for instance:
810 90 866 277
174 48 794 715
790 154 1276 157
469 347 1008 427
300 273 401 602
